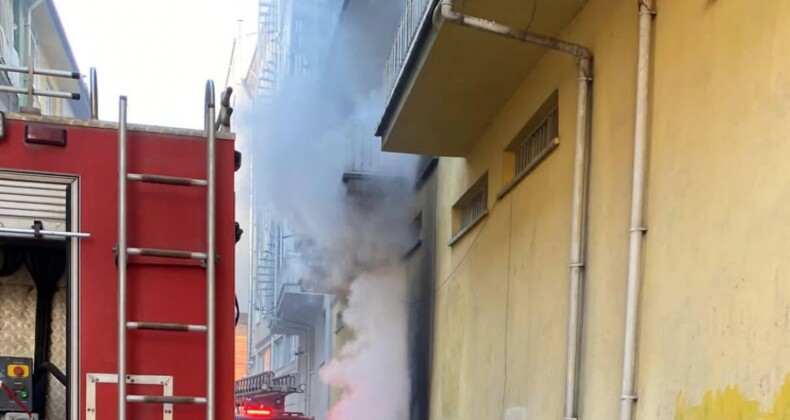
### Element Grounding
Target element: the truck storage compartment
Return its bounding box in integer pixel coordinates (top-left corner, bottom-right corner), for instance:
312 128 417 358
0 239 69 420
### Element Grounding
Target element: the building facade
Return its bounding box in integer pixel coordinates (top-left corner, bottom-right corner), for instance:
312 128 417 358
244 0 346 418
0 0 89 117
379 0 790 419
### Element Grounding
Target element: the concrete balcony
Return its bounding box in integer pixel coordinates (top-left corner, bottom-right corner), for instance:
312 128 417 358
377 0 588 157
273 281 325 326
271 257 327 326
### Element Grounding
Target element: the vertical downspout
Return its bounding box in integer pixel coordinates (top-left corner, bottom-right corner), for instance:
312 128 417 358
564 57 592 420
268 212 276 375
323 296 333 413
246 187 255 374
619 2 655 420
306 324 313 416
437 2 593 418
279 319 312 416
246 129 257 375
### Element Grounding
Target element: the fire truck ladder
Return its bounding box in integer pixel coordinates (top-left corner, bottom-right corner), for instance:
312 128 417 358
116 81 218 420
234 372 303 399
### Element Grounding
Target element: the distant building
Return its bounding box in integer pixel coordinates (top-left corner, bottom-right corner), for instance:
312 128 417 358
0 0 89 117
243 1 347 419
235 313 250 382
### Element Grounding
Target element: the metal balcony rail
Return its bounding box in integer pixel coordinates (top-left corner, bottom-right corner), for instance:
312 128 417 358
383 0 436 101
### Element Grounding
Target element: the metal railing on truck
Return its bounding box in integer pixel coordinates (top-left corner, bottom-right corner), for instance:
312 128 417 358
234 372 302 398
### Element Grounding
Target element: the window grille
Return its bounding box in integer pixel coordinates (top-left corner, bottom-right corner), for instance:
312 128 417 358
460 187 486 231
515 107 558 177
451 174 488 244
499 91 560 199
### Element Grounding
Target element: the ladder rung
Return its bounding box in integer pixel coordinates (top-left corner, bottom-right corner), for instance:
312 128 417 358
127 248 207 260
127 395 207 405
127 173 207 187
126 322 207 332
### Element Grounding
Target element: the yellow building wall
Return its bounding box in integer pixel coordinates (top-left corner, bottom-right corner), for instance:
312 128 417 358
643 0 790 418
430 0 790 419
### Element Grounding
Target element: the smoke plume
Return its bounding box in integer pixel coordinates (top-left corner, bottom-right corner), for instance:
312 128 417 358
246 1 415 418
320 265 410 420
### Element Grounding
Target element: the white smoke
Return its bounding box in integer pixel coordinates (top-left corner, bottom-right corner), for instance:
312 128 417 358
253 76 415 417
246 1 416 418
320 265 410 420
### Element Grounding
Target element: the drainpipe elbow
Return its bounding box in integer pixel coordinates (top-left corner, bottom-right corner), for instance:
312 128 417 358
439 0 463 23
577 54 593 80
575 46 593 61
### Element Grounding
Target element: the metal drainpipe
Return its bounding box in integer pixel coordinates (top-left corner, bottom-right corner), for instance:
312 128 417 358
323 296 332 413
437 2 593 419
246 166 256 375
619 1 656 420
564 57 592 420
273 318 312 416
302 324 312 416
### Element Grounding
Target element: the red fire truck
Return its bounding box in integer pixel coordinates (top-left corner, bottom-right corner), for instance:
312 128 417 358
234 372 312 420
0 64 239 419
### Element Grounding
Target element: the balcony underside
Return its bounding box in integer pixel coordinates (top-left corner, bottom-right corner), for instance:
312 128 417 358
379 0 587 157
274 284 325 326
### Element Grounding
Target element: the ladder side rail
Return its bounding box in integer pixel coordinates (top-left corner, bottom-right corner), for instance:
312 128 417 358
205 80 217 420
117 96 129 420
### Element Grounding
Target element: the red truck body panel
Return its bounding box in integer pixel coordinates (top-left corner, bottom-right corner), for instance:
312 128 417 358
0 115 236 419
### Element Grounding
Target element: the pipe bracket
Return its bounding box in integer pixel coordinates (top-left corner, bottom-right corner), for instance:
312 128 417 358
569 262 585 268
630 226 648 233
621 394 639 401
638 0 657 16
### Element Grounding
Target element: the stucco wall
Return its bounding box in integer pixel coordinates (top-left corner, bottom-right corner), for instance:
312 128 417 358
429 0 790 419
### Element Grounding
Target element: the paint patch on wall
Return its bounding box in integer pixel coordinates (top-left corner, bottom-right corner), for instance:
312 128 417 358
675 374 790 419
504 406 526 420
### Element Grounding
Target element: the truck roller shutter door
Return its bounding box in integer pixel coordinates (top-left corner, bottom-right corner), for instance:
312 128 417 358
0 178 68 235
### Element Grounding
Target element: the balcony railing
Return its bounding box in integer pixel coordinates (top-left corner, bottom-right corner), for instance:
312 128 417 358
346 123 380 174
384 0 436 102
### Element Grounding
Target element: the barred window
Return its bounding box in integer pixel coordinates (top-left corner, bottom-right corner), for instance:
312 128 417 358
500 91 560 199
450 174 488 246
515 107 558 176
460 188 486 230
